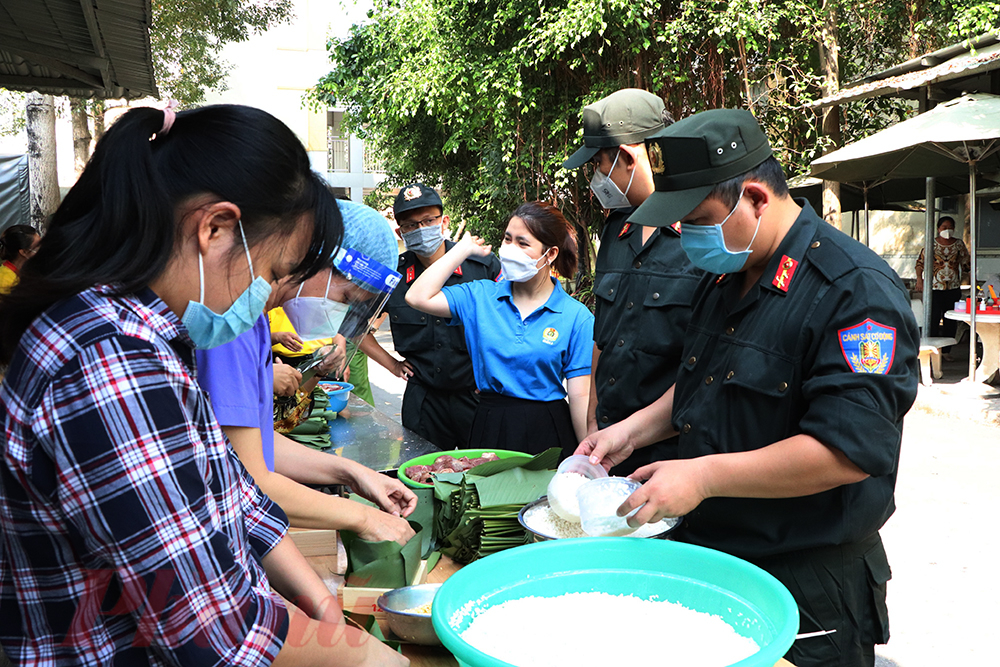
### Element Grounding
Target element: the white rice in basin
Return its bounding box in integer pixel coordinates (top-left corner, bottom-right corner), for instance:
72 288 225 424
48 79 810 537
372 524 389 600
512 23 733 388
459 592 760 667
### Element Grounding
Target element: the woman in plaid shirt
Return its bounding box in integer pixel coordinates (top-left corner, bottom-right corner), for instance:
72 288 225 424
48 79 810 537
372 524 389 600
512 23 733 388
0 105 406 667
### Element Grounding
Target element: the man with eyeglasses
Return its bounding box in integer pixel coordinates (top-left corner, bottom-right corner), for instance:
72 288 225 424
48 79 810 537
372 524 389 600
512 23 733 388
562 88 701 476
361 183 501 449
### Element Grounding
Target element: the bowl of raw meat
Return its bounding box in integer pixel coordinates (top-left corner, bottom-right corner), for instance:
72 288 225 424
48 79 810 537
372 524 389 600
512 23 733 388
399 449 533 489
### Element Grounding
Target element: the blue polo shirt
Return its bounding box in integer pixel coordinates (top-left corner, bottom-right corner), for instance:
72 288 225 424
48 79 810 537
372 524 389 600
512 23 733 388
442 278 594 401
196 314 276 471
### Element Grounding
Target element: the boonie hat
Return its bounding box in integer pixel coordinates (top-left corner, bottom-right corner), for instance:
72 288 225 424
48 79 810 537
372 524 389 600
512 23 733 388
562 89 668 169
629 108 773 227
393 182 443 217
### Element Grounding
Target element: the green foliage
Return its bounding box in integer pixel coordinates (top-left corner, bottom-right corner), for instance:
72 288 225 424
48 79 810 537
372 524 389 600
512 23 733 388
311 1 999 270
0 90 27 137
151 0 295 105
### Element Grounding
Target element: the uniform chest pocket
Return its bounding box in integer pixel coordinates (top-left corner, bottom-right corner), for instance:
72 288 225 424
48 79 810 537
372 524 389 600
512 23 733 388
387 305 433 352
713 346 798 451
721 346 796 398
677 330 713 383
595 273 621 304
593 273 622 348
389 306 430 327
638 275 699 356
642 275 697 308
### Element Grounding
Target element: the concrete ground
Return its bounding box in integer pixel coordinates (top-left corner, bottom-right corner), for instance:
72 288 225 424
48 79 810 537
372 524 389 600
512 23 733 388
365 323 998 667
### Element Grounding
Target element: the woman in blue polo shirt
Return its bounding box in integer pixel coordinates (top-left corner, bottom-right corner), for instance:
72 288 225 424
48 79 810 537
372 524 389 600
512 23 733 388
406 201 593 458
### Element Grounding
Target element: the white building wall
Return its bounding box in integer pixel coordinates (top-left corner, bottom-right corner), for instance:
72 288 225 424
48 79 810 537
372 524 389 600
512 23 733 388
203 0 381 203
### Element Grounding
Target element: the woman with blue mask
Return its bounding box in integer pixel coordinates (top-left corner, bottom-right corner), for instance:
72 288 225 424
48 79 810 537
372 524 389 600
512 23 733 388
405 202 594 459
196 199 417 552
0 105 406 667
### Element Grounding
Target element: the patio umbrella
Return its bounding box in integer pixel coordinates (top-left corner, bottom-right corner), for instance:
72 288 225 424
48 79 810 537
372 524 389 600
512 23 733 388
811 93 1000 382
787 175 975 243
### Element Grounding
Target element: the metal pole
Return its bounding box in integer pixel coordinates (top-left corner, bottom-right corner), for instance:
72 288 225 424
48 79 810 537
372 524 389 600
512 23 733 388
864 189 871 247
923 177 936 333
969 164 978 382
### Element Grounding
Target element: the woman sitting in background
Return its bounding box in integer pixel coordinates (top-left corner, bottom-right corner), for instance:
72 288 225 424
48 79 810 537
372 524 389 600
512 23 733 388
0 225 40 294
405 201 594 459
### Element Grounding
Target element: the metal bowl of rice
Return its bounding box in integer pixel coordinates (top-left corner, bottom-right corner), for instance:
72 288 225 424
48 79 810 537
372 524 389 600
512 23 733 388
518 496 681 541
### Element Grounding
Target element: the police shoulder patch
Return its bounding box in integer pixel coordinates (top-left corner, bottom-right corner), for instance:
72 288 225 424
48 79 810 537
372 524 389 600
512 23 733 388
838 318 896 374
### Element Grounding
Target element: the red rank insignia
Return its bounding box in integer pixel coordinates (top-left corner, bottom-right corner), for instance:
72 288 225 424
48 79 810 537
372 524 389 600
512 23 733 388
406 265 416 283
618 222 631 238
772 255 798 292
453 265 463 277
670 221 682 235
715 274 727 285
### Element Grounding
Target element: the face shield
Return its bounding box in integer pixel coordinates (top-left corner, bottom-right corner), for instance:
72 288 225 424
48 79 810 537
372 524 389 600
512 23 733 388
329 246 401 371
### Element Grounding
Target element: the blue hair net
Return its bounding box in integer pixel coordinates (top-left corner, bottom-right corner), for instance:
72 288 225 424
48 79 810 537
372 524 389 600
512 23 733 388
336 199 399 279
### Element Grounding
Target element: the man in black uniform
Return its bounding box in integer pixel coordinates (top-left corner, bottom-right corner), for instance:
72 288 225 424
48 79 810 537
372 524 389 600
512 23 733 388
362 183 501 449
577 110 919 667
562 88 701 476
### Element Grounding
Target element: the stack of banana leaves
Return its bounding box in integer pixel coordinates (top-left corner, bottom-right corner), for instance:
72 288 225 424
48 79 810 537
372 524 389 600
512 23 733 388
431 448 559 564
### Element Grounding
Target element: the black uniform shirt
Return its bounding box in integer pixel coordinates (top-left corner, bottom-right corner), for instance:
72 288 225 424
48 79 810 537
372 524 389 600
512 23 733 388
593 209 702 426
671 201 919 560
385 240 502 391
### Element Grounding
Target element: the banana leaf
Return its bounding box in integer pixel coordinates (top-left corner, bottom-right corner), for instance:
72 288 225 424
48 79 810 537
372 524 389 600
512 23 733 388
342 520 426 589
470 468 555 507
432 449 558 563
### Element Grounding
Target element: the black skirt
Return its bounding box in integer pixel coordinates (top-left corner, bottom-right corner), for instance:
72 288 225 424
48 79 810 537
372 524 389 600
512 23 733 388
468 392 577 459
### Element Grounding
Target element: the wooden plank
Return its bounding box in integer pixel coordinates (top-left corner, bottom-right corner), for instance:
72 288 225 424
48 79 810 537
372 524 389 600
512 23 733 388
410 559 430 587
425 555 461 584
288 528 339 557
339 586 388 622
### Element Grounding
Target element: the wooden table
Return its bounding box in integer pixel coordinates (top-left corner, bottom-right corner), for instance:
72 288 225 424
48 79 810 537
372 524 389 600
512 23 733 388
944 310 1000 382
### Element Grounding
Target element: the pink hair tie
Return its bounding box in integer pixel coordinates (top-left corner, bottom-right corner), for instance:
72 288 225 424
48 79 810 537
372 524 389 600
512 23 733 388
160 100 179 136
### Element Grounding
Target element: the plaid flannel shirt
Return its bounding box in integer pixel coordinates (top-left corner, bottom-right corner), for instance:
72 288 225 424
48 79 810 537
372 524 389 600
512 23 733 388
0 286 289 666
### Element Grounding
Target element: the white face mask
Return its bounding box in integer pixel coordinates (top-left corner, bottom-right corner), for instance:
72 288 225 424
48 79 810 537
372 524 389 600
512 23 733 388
939 228 953 239
282 272 351 341
589 150 635 209
499 243 551 282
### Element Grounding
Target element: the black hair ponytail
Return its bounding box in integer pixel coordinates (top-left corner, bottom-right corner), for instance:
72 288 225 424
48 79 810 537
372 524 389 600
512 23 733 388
0 104 342 365
0 225 40 262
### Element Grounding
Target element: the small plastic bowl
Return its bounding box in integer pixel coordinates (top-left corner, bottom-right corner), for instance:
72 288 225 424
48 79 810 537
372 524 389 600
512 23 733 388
318 381 353 413
377 583 442 645
577 476 642 537
546 455 608 523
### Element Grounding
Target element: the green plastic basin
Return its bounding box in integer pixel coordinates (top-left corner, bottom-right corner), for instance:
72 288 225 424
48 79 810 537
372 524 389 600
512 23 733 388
398 449 533 489
432 538 798 667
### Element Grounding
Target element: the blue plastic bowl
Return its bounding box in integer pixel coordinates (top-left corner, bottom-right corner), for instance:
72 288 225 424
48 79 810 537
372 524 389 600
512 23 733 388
318 381 353 413
432 538 798 667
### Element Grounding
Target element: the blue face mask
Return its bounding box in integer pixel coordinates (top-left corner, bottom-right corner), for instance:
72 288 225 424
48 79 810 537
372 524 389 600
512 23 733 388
680 187 761 275
401 223 445 257
181 220 273 349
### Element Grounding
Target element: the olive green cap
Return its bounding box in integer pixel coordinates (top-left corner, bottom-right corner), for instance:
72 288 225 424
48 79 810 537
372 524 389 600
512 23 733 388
629 108 773 227
562 89 667 169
